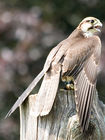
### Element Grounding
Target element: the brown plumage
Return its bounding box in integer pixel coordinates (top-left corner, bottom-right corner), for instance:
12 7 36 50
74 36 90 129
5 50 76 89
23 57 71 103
6 17 102 132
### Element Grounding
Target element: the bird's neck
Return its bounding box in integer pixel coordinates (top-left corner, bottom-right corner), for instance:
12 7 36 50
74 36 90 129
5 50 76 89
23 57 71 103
68 28 85 40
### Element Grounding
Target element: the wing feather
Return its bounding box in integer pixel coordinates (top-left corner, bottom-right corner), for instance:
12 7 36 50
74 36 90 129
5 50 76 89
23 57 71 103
5 41 62 118
43 43 62 71
77 72 86 113
40 66 61 116
33 73 50 116
34 65 61 117
82 85 93 130
75 55 98 132
5 70 45 118
61 36 101 132
79 78 89 119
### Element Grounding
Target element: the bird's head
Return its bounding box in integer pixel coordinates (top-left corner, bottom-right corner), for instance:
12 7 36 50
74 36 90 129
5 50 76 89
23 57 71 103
78 17 102 37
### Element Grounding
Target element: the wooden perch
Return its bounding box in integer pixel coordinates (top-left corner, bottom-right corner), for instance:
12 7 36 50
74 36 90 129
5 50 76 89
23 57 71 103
20 90 105 140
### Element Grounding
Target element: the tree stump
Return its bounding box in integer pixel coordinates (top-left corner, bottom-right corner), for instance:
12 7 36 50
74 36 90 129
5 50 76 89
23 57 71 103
20 89 105 140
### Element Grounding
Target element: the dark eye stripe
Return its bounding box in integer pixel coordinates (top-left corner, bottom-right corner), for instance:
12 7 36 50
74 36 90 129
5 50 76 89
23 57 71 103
86 20 94 23
86 20 90 22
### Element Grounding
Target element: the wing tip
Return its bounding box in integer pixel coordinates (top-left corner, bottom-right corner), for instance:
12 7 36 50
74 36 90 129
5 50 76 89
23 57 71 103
79 116 90 133
40 110 49 116
5 110 12 119
81 126 89 133
30 111 49 117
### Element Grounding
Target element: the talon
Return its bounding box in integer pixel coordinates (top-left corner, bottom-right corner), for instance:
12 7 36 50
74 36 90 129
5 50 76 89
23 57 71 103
61 76 75 90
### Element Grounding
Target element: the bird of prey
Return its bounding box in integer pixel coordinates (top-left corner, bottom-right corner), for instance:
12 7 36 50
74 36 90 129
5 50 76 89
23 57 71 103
6 17 102 132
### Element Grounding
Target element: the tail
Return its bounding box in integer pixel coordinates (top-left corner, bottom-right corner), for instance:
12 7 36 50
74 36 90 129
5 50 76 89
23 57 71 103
34 66 61 117
5 70 45 118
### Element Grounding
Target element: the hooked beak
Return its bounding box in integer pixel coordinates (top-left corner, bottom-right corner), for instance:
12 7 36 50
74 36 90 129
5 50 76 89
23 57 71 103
94 21 102 32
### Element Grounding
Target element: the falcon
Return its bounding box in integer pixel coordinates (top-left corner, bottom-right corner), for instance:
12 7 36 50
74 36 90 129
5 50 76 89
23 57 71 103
6 17 102 132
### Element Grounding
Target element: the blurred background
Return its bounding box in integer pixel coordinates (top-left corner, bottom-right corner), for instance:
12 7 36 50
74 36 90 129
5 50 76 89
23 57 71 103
0 0 105 139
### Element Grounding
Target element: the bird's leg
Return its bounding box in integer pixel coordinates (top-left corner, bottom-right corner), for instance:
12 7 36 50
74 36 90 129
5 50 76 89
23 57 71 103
60 76 74 91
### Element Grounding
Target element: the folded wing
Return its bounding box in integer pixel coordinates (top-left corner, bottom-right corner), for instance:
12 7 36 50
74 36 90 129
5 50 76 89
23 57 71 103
75 55 98 132
5 42 62 118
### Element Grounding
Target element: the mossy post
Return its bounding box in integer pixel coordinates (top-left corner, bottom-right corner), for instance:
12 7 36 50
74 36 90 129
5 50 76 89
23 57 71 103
20 90 105 140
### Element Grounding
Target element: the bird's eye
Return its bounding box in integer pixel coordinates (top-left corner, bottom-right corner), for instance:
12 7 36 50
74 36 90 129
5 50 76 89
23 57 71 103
90 20 94 23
